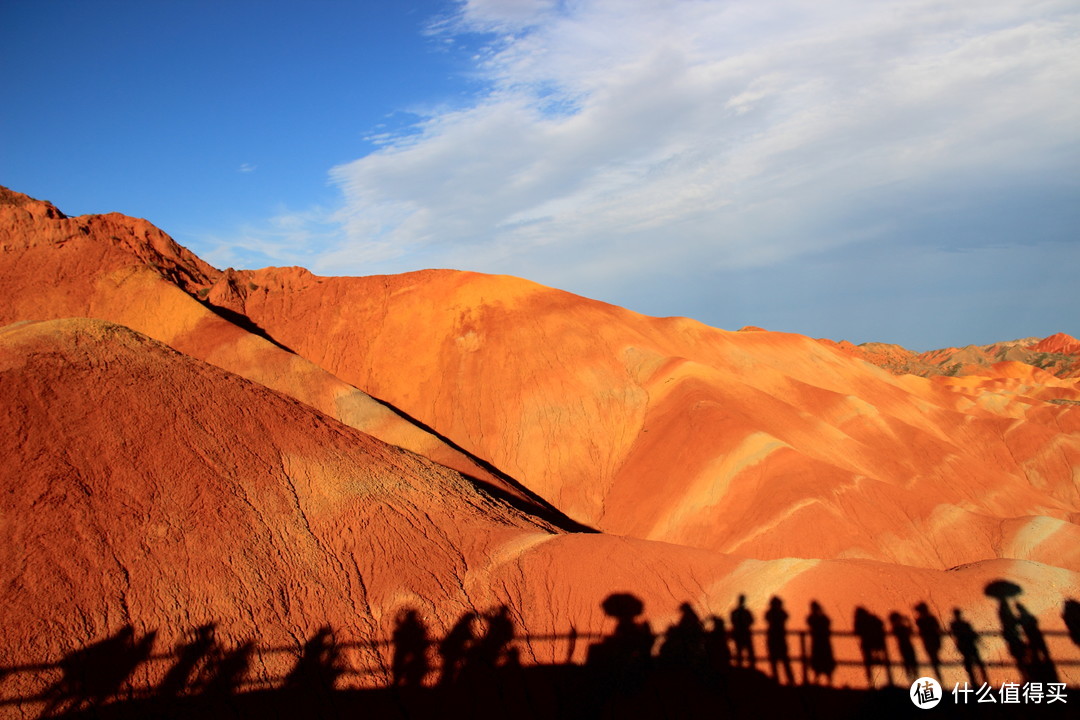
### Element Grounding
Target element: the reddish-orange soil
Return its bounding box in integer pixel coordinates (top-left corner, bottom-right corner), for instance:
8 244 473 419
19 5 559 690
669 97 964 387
217 269 1080 570
0 187 548 517
1 187 1078 709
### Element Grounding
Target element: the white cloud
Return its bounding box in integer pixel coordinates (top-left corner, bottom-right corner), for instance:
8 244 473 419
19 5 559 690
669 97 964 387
238 163 257 173
318 0 1079 291
210 0 1077 342
454 0 558 30
201 205 341 271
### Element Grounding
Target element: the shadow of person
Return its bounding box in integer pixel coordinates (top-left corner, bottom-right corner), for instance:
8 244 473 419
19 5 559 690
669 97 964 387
1016 602 1058 683
42 625 157 715
284 626 343 695
913 602 943 679
452 605 519 714
468 605 516 672
158 623 217 698
765 597 794 686
201 640 255 698
704 615 731 673
806 601 836 686
391 609 430 687
587 593 655 690
658 602 706 673
729 594 756 669
853 607 892 687
949 608 987 686
1063 598 1080 648
279 626 343 718
888 612 918 682
985 580 1027 680
438 612 477 686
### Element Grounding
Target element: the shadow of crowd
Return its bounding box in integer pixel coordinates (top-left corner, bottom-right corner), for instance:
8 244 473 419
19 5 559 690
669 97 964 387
4 581 1080 719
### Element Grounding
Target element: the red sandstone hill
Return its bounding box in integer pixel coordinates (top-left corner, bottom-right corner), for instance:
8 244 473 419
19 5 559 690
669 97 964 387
2 320 1076 701
0 319 554 681
0 186 564 525
210 267 1080 572
2 187 1079 706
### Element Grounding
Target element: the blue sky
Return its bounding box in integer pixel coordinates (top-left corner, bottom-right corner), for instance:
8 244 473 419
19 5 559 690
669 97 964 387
3 0 1078 350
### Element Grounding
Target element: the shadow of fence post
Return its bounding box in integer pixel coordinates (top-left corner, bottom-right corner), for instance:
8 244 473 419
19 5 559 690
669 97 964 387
798 630 808 685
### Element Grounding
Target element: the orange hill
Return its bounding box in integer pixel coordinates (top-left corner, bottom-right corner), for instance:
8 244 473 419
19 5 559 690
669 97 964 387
215 267 1080 570
0 186 566 526
3 319 1076 698
2 187 1079 705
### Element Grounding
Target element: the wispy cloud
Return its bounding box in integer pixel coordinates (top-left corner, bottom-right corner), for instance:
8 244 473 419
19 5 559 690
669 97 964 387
200 205 341 271
238 163 257 173
326 1 1078 268
231 0 1080 343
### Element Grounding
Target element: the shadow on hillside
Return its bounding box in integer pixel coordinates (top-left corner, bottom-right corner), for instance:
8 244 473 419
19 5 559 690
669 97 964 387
5 582 1079 719
200 298 595 536
199 302 298 355
359 393 599 535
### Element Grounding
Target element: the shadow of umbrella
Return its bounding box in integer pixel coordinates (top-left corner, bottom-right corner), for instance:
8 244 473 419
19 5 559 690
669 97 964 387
603 594 644 620
984 580 1022 601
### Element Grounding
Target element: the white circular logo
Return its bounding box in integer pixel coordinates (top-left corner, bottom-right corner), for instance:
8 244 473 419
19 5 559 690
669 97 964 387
910 677 943 709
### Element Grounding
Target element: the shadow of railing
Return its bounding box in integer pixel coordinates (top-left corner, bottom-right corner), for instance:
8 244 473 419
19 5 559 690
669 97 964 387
2 631 1077 707
3 591 1078 719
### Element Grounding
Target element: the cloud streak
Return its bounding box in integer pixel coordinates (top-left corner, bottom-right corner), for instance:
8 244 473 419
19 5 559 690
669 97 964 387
257 0 1080 344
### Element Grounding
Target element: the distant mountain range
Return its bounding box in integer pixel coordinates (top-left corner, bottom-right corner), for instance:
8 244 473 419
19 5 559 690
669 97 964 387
820 333 1080 379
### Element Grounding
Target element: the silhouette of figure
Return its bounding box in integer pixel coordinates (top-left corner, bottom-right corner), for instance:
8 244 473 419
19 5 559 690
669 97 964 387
43 625 157 714
765 597 794 685
888 612 918 681
469 605 515 669
588 593 655 686
1014 603 1048 663
853 607 892 687
704 615 731 671
1063 599 1080 648
1016 603 1057 683
806 601 835 685
995 598 1028 679
284 626 343 695
730 595 756 668
201 640 255 698
158 623 216 697
950 609 987 686
914 603 943 678
659 603 706 671
439 612 477 685
392 610 430 687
